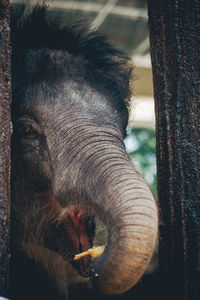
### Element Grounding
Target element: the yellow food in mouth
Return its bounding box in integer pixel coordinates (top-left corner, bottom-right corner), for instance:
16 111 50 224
74 246 105 260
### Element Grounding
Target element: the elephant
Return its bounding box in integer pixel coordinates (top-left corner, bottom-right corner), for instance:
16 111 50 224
9 4 158 300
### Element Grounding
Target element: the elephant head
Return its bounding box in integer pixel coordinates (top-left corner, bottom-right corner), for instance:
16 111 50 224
10 5 158 298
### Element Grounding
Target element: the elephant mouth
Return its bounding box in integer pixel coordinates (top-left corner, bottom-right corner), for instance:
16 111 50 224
59 207 108 278
66 208 94 277
68 210 108 278
42 194 107 278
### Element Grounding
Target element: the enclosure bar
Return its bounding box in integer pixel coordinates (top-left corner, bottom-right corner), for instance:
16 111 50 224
0 0 11 296
148 1 200 299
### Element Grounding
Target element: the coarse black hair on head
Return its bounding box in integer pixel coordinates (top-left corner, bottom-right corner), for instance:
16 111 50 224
10 2 133 129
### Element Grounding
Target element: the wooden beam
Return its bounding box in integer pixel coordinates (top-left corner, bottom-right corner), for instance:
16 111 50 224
0 0 11 297
91 0 118 29
148 1 200 299
11 0 148 20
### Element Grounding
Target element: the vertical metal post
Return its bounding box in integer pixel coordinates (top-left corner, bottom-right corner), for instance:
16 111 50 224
0 0 11 296
148 1 200 299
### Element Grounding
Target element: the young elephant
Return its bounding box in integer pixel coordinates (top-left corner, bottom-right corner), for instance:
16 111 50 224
9 5 158 300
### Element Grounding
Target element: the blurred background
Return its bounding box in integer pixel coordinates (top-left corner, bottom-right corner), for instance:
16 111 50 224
11 0 156 196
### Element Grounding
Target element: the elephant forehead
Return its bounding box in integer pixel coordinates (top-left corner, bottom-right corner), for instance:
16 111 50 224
18 79 115 124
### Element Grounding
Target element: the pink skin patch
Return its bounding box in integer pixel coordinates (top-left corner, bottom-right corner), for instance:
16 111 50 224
41 193 93 277
67 209 92 277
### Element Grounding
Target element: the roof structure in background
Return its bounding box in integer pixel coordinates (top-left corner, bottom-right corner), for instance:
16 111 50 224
11 0 150 56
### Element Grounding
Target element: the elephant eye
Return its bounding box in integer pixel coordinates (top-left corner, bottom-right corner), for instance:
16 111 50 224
18 124 39 141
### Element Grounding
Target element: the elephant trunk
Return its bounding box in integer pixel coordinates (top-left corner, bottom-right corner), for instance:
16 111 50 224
91 163 157 294
78 131 158 295
53 127 158 295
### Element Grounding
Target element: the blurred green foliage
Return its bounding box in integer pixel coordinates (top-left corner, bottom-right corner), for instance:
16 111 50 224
125 127 157 197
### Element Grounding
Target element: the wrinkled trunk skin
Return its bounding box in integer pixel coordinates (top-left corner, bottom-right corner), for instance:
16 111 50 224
52 125 157 295
91 159 157 294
